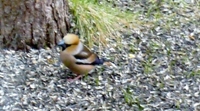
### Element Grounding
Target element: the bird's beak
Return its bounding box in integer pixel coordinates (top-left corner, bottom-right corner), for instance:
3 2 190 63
57 39 71 51
58 40 65 46
57 40 67 50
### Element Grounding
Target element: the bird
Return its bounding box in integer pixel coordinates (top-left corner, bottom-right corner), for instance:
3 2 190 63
57 33 105 80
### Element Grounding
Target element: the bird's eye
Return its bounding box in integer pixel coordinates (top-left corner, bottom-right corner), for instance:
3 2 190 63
57 43 72 51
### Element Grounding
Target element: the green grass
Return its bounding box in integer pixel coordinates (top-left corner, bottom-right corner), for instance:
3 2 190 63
68 0 138 47
123 87 144 110
68 0 200 48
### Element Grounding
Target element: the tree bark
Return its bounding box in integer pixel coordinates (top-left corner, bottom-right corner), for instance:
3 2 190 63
0 0 70 51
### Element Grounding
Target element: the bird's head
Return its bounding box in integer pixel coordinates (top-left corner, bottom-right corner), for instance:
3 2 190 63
58 34 80 50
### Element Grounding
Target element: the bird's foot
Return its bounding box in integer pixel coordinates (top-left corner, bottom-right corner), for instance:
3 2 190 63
67 75 83 82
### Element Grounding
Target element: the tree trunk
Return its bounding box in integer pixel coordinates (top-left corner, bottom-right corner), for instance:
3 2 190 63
0 0 70 51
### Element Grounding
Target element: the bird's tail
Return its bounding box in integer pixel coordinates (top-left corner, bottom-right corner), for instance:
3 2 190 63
92 57 105 65
93 57 117 67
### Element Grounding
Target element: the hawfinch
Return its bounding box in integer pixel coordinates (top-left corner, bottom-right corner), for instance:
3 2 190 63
58 34 105 80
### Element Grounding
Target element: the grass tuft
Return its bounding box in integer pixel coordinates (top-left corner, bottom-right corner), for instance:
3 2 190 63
123 87 144 110
68 0 138 47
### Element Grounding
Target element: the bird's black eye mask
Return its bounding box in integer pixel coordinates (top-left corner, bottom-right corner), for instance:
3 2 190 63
59 44 71 50
57 40 71 50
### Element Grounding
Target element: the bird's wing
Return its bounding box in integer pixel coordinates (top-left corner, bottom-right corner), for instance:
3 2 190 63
74 46 97 64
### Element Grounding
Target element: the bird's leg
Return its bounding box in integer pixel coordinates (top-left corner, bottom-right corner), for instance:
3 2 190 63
67 75 83 82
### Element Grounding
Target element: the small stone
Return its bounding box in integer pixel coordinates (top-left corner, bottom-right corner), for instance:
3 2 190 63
30 84 36 89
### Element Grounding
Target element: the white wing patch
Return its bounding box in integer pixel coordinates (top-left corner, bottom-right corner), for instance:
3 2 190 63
75 58 93 64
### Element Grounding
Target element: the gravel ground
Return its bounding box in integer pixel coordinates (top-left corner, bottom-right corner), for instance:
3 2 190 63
1 0 200 111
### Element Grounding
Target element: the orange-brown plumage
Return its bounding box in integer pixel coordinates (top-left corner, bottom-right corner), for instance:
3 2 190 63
58 34 104 76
